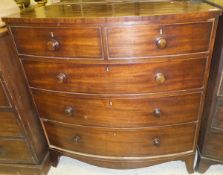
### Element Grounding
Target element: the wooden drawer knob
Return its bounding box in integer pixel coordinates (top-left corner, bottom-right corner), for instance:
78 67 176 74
56 73 67 83
64 106 74 116
155 73 166 84
153 108 162 117
47 38 60 51
153 138 160 146
156 37 167 49
74 135 81 143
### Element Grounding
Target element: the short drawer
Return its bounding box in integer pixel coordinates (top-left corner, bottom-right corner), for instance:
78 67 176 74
0 112 23 137
23 58 206 94
0 80 10 107
11 27 102 59
205 132 223 160
0 138 33 163
35 89 202 127
107 22 212 59
44 121 196 157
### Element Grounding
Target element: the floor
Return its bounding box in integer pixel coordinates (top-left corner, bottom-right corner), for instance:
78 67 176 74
48 156 223 175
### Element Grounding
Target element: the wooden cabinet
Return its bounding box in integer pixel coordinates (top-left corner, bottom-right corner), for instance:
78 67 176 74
0 28 51 175
196 0 223 173
2 1 221 174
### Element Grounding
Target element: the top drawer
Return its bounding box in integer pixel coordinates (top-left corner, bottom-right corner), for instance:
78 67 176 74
106 22 212 59
11 27 103 59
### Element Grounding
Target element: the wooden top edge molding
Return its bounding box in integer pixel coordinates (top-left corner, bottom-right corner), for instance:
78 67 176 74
2 1 222 24
206 0 223 9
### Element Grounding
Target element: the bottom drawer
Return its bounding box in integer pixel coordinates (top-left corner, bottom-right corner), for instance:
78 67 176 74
0 138 33 164
205 132 223 160
43 121 196 157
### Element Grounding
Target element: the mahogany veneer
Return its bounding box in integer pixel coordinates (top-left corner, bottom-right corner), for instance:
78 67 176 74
0 28 51 175
2 1 221 174
196 0 223 173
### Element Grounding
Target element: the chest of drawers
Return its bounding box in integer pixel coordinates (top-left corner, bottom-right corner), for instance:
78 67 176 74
2 1 221 173
0 28 50 174
196 0 223 173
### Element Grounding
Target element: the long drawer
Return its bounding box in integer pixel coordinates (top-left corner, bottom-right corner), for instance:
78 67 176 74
11 26 103 59
23 58 206 94
0 138 33 163
0 112 23 137
34 89 202 127
43 121 196 157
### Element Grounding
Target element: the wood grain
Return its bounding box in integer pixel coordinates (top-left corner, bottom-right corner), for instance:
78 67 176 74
34 89 202 127
11 26 102 58
0 112 23 137
23 58 206 94
44 121 196 157
0 81 9 107
106 22 212 59
0 138 33 164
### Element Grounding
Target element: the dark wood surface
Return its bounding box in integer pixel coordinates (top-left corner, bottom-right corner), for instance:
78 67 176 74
2 1 221 24
107 22 212 59
11 26 103 58
0 81 10 107
35 89 202 127
3 1 221 173
44 121 196 157
0 138 33 164
22 58 206 94
0 28 51 174
196 0 223 173
0 112 23 137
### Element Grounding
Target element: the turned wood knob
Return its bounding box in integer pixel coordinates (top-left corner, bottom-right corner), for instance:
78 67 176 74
155 37 167 49
64 106 74 116
153 138 160 146
47 38 60 51
153 108 162 117
56 73 67 83
74 135 81 143
155 73 166 84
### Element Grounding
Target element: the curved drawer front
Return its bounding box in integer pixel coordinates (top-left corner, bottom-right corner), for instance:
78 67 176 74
34 89 201 127
0 112 23 137
11 27 102 59
0 139 33 164
43 121 196 157
107 22 212 59
23 58 206 94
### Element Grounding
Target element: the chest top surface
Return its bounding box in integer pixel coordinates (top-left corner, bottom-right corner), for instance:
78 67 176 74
2 0 221 24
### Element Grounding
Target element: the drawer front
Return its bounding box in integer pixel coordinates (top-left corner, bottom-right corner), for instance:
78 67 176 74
0 112 23 137
44 121 196 157
0 139 33 163
23 58 206 94
0 81 9 107
107 22 212 59
205 132 223 160
11 27 102 59
211 99 223 130
35 90 201 127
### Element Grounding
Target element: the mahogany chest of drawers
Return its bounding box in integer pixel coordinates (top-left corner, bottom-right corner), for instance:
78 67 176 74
2 1 221 173
196 0 223 173
0 28 50 174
